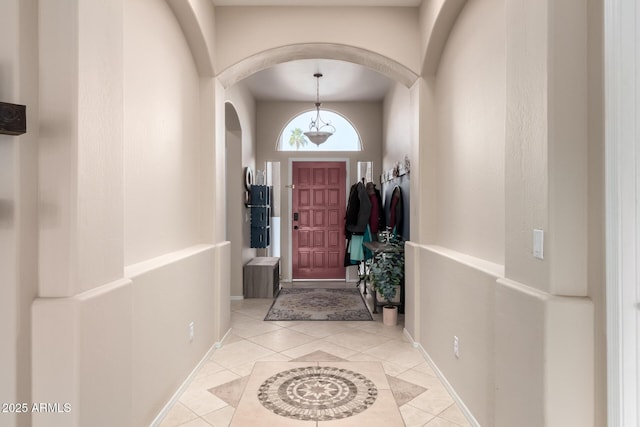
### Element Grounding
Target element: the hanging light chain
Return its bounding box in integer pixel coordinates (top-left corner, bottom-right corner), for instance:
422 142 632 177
304 73 335 145
308 73 334 132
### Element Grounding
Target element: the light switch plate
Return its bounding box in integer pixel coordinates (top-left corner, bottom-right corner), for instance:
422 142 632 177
453 336 460 358
533 229 544 259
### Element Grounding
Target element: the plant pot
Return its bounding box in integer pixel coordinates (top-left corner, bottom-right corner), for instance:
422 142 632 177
382 305 398 326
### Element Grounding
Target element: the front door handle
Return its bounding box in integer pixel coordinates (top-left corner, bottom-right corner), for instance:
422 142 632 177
294 225 299 230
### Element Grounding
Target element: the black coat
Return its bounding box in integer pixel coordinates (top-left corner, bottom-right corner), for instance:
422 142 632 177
345 182 371 235
345 183 360 237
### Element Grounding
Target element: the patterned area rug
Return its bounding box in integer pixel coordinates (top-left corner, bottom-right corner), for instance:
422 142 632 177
264 288 373 321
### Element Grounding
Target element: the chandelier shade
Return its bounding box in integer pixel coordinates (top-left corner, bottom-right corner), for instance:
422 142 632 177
303 73 335 145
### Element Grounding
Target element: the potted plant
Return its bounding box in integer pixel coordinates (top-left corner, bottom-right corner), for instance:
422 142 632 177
369 239 404 325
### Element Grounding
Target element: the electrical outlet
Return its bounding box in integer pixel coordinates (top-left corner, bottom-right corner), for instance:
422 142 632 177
453 336 460 358
189 321 194 342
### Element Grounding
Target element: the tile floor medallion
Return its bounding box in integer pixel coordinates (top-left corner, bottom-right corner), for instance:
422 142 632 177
257 365 377 421
231 361 405 426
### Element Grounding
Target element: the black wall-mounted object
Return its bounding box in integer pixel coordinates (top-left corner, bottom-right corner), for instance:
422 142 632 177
0 102 27 135
249 185 272 248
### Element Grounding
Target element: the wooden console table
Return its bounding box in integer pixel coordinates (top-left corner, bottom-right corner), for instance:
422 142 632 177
243 257 280 298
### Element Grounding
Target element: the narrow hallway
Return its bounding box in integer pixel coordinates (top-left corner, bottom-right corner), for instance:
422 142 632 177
158 285 471 427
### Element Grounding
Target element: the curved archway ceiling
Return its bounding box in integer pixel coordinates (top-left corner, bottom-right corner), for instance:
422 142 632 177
241 58 394 102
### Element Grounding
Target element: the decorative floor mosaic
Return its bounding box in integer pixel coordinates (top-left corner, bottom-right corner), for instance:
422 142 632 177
230 361 405 426
257 366 377 421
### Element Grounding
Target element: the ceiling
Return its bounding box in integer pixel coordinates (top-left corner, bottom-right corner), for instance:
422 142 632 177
213 1 421 6
217 1 416 102
241 59 395 102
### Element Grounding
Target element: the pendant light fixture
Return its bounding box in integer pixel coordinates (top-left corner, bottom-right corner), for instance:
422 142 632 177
304 73 335 146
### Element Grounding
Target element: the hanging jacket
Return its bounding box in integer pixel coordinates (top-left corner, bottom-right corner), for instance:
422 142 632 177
346 182 371 235
344 182 360 237
367 186 385 234
388 186 403 237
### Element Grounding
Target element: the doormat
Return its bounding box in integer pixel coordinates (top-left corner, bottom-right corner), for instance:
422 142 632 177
264 288 372 321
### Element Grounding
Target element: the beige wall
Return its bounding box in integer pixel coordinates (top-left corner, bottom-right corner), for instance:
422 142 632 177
225 125 245 297
30 0 230 425
405 0 603 426
414 246 500 426
124 0 202 265
225 82 257 297
434 0 505 265
382 82 413 240
129 246 221 426
587 0 606 424
32 279 133 427
382 82 412 170
419 0 467 74
505 0 589 297
256 101 383 281
0 1 39 426
38 0 124 297
215 6 421 76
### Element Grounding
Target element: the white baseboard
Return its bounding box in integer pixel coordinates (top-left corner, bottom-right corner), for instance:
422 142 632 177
403 328 481 427
149 328 232 427
230 295 244 300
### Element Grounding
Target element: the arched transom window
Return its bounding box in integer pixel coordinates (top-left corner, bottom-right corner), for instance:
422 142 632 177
277 109 362 151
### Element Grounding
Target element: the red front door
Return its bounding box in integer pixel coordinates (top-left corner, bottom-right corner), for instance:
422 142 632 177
292 161 346 280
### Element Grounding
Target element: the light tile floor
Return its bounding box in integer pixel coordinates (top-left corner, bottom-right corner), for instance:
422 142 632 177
158 283 471 427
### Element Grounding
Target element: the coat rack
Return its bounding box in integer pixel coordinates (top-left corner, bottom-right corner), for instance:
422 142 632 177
0 102 27 135
381 155 410 184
